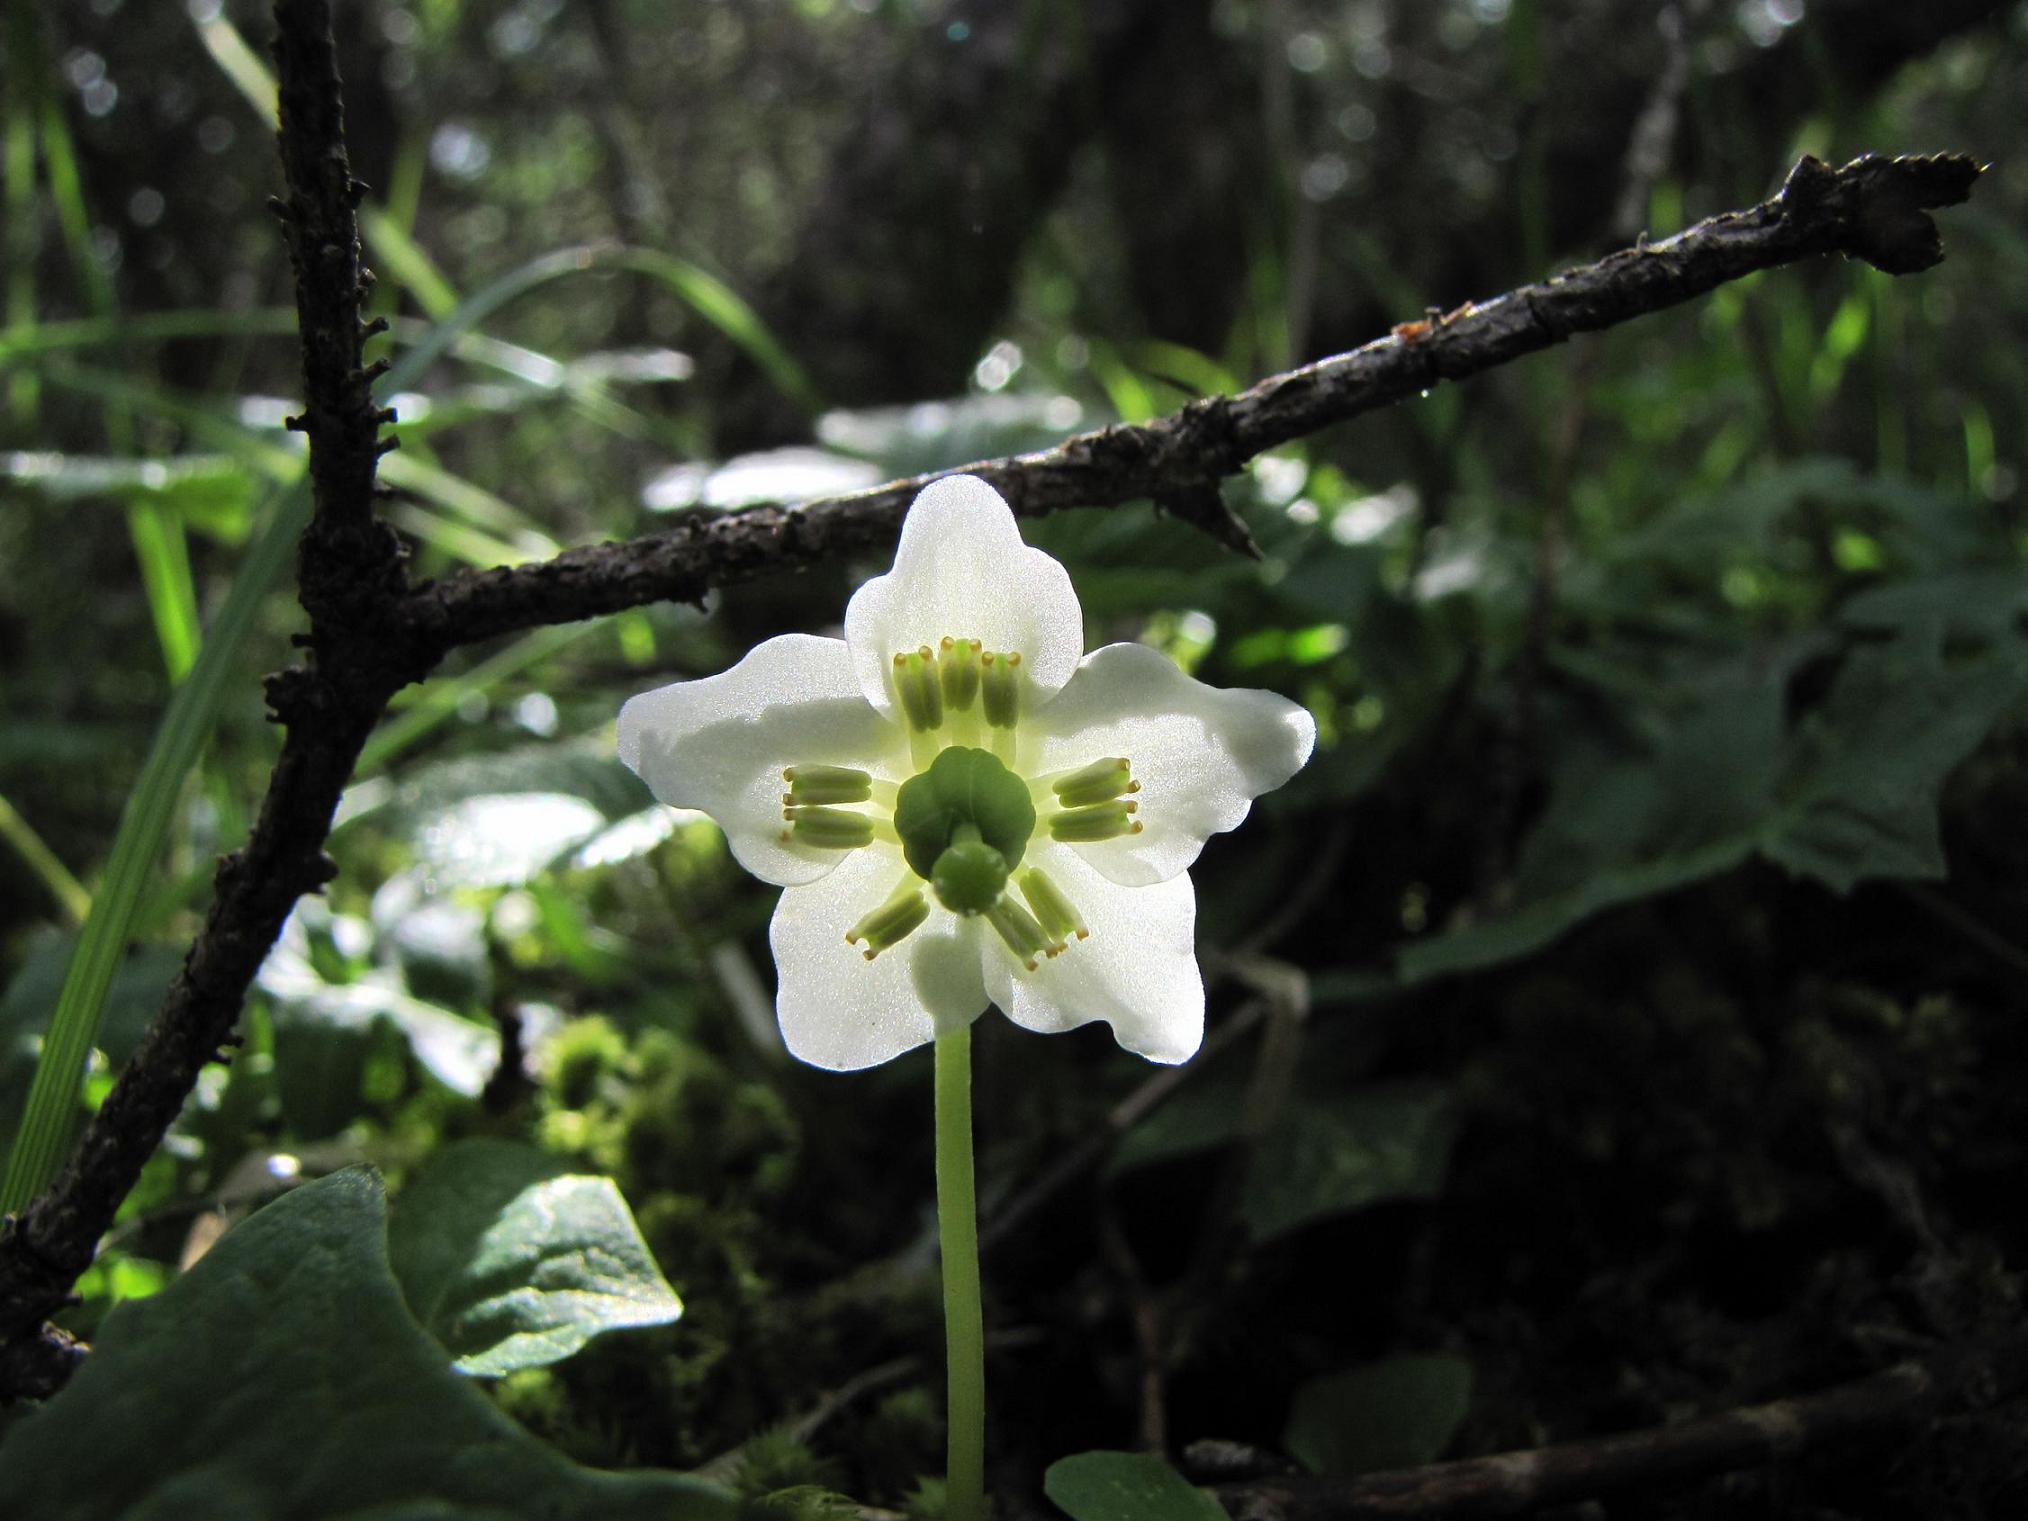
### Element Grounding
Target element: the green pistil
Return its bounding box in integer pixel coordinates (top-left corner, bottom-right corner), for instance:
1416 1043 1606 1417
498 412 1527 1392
932 824 1010 916
894 746 1037 882
980 651 1021 729
1050 757 1137 809
846 881 930 960
783 764 873 806
783 806 875 850
940 637 982 711
985 898 1049 971
1048 799 1142 843
893 647 945 733
1019 868 1087 948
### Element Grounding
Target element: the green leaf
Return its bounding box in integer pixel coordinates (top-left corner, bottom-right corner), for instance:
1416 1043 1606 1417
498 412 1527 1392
1242 1083 1457 1242
0 1169 734 1521
258 910 497 1127
1763 625 2028 892
1283 1354 1474 1476
388 1139 682 1377
1402 615 2028 981
1043 1451 1226 1521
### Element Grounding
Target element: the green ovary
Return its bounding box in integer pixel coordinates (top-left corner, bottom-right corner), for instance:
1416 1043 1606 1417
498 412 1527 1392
893 746 1036 915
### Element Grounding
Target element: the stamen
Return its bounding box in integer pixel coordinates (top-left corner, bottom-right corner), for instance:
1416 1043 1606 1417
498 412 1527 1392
781 806 875 850
980 650 1021 729
940 637 982 711
1048 800 1143 843
1019 868 1088 950
845 882 930 961
985 897 1048 972
1051 758 1136 809
892 647 944 733
782 764 873 805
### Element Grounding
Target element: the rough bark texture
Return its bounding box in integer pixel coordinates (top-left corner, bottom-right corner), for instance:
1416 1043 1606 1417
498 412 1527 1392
404 152 1982 650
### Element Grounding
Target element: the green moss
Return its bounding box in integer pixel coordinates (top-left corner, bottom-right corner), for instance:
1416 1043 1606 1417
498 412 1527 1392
729 1428 846 1498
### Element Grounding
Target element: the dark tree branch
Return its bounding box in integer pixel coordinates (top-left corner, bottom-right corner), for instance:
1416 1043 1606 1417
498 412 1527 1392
1220 1329 2028 1519
0 0 409 1398
402 152 1981 652
0 149 1981 1402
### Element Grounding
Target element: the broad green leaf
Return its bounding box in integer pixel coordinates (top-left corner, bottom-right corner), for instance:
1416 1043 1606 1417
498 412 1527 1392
341 741 664 886
1403 614 2028 982
1283 1354 1474 1476
817 393 1088 476
258 908 496 1129
1763 625 2028 892
388 1139 682 1376
0 1170 733 1521
1242 1083 1457 1242
1043 1451 1226 1521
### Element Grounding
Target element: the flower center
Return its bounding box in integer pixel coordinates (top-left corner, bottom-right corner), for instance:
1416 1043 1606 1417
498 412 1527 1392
892 746 1035 914
782 647 1148 975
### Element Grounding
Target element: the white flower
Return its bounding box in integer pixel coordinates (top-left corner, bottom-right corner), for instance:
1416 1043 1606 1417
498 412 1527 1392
616 475 1316 1070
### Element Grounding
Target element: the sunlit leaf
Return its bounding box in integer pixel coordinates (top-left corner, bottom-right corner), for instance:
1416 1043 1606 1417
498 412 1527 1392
388 1139 682 1376
0 1170 734 1520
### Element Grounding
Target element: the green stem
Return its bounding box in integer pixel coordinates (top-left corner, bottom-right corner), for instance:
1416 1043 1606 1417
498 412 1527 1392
935 1024 986 1521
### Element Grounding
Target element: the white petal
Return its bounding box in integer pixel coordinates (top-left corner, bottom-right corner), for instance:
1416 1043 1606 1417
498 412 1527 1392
616 633 906 888
843 474 1084 718
1026 642 1316 887
771 848 990 1070
984 844 1203 1064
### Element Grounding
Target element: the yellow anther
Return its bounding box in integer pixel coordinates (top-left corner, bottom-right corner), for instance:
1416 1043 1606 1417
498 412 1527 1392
785 807 875 850
846 881 930 960
1049 800 1143 843
985 897 1048 972
1019 868 1089 948
980 649 1020 728
940 636 982 711
1051 758 1135 809
893 648 945 732
783 765 873 805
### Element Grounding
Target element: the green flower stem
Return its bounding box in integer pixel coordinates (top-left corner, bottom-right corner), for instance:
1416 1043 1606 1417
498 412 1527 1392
935 1024 987 1521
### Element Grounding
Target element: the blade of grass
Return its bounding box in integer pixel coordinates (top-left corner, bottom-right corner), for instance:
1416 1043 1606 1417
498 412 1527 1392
125 501 203 681
3 2 41 423
0 473 308 1215
0 792 91 929
0 245 676 1211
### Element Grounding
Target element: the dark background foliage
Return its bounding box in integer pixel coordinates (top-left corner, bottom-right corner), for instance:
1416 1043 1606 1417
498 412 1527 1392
2 1 2027 1517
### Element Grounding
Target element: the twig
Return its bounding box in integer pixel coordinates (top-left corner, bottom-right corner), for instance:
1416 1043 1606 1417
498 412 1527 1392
1220 1328 2028 1520
0 150 1983 1400
0 0 406 1394
400 152 1983 651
